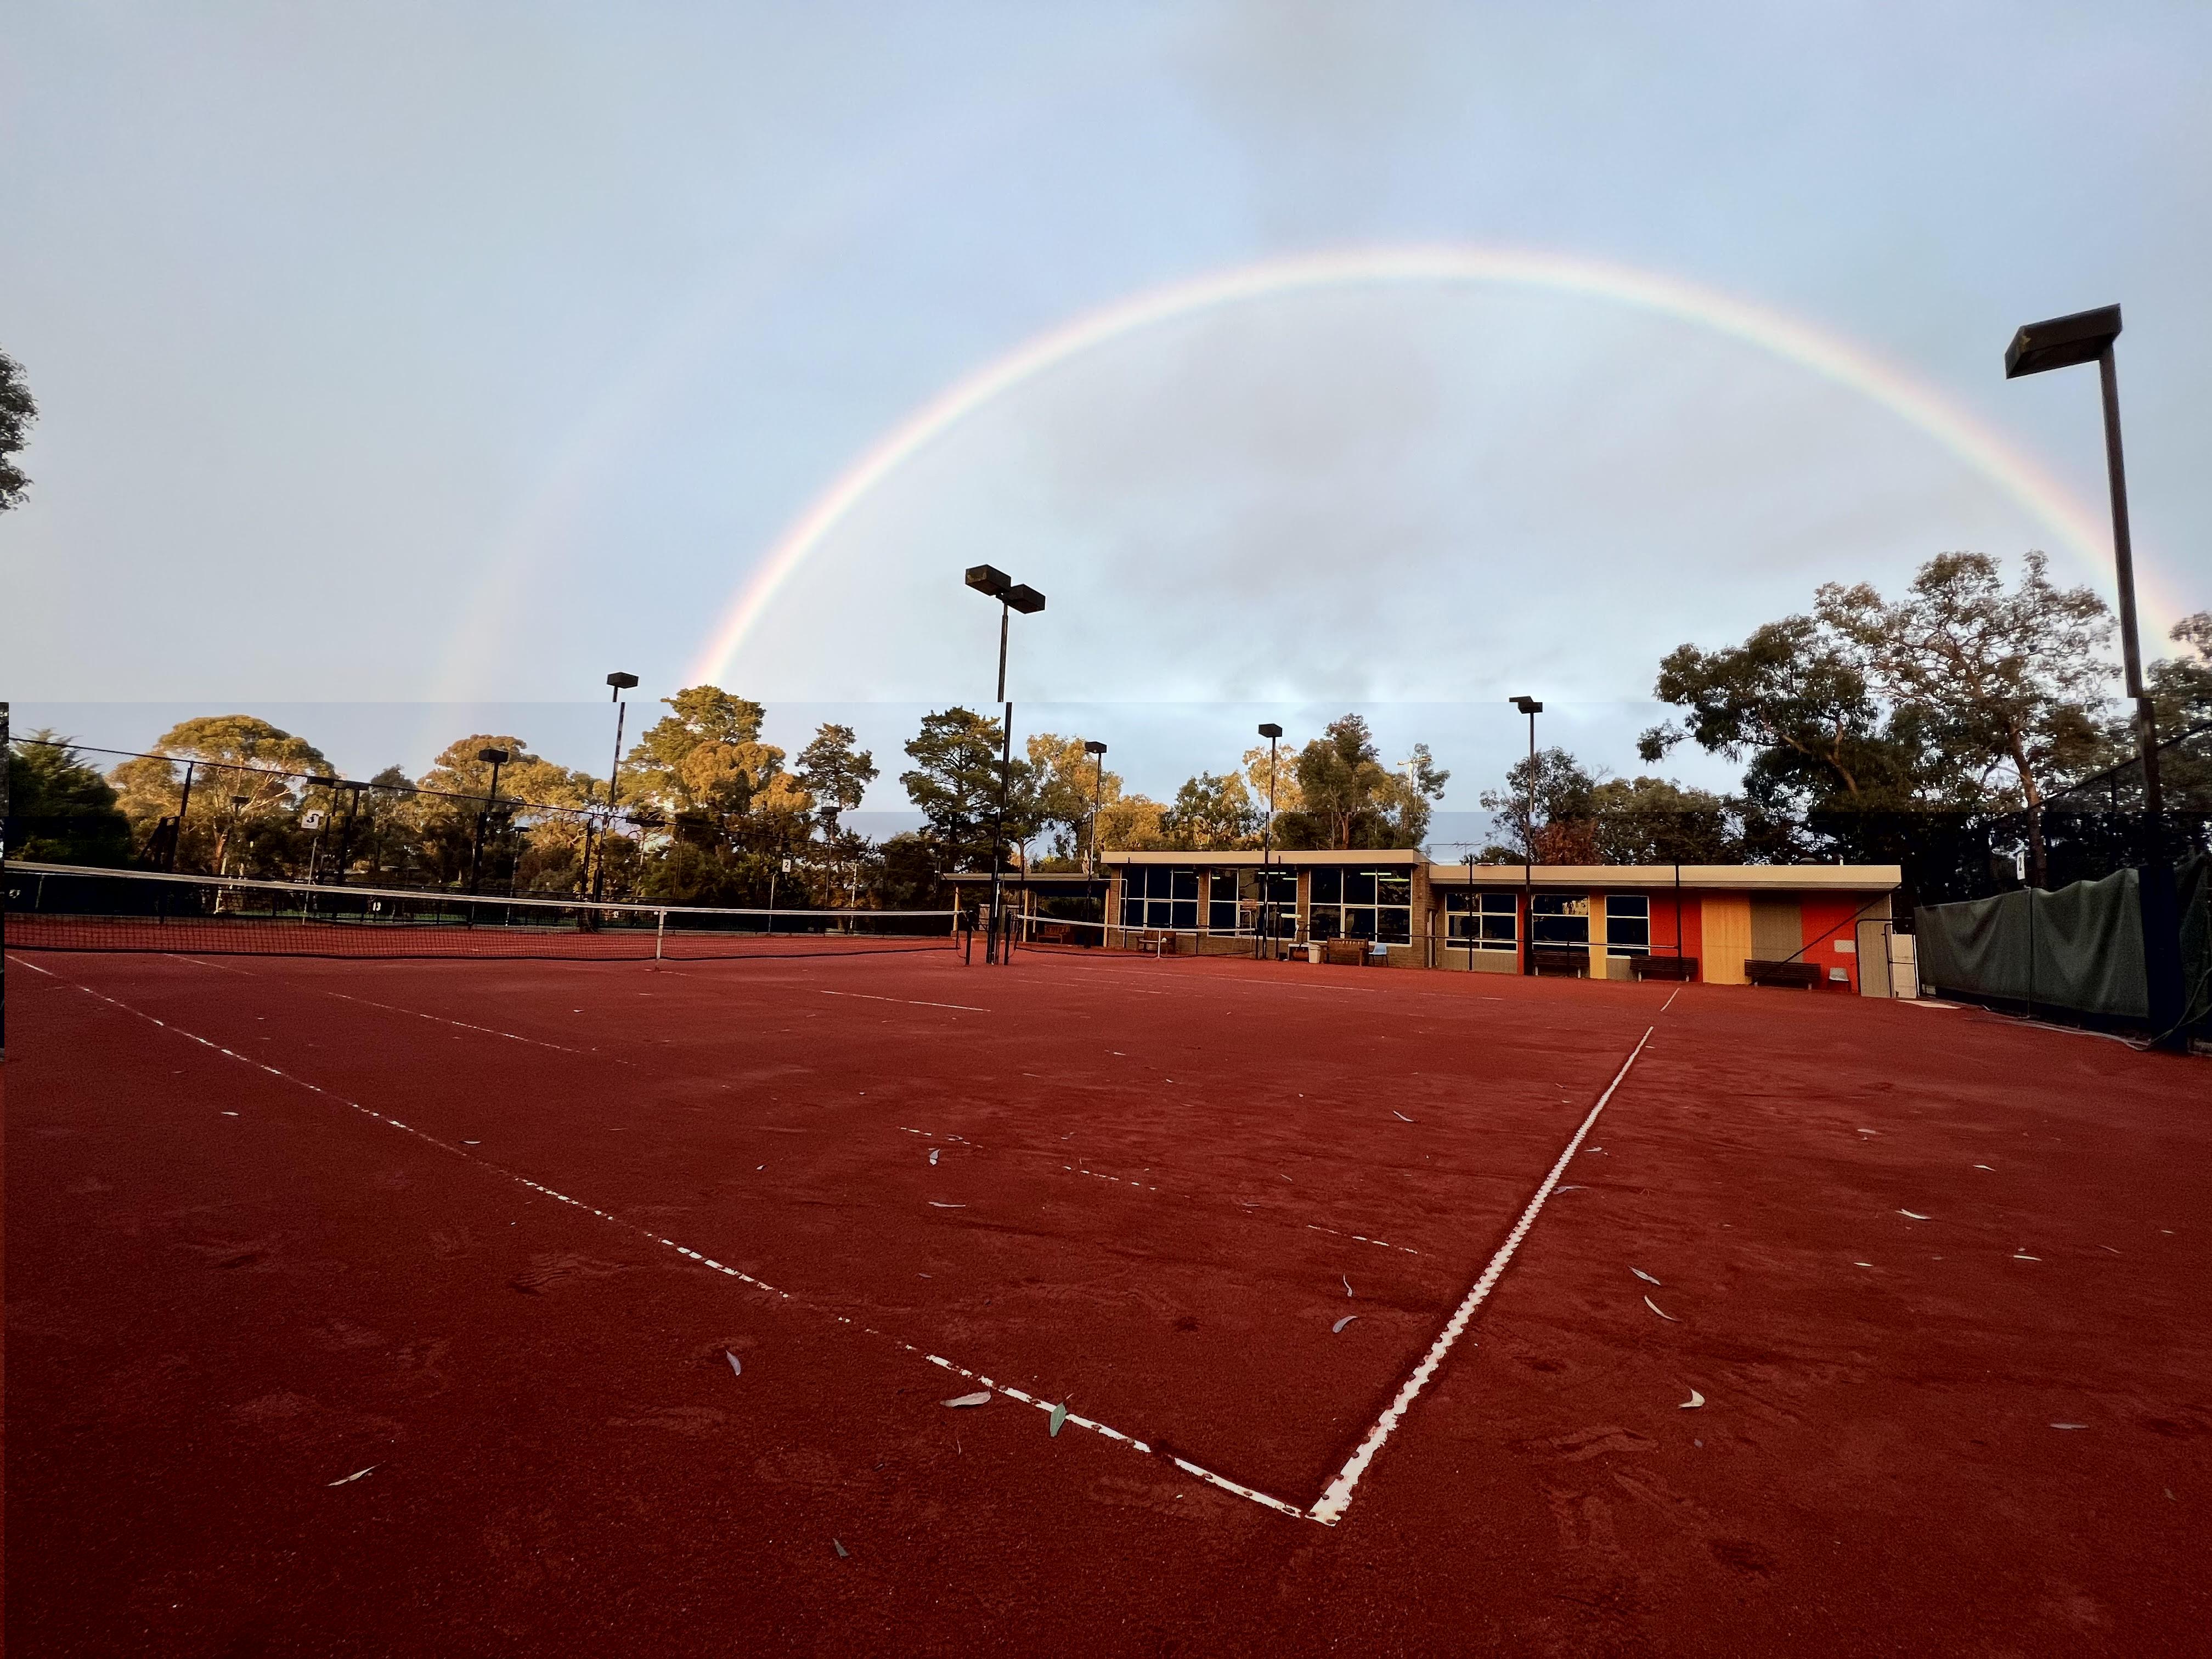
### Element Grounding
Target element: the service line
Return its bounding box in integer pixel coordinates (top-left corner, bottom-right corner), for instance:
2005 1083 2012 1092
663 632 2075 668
816 989 990 1013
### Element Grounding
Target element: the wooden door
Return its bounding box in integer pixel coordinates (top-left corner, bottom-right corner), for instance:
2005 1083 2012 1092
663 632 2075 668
1701 895 1751 984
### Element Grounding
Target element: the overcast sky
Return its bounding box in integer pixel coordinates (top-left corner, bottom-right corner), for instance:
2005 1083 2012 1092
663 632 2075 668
5 2 2208 817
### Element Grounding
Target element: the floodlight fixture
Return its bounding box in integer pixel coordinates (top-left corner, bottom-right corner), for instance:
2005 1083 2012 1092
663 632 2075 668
964 564 1012 599
477 747 510 765
1004 583 1047 615
606 670 639 693
1257 722 1283 740
2004 305 2121 380
1510 696 1543 715
1084 740 1108 755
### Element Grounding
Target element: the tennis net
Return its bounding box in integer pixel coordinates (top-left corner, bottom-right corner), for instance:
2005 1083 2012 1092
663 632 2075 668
3 862 960 962
1007 910 1288 958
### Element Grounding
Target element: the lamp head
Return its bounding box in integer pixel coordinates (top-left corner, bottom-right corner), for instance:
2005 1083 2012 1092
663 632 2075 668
1084 740 1108 756
1511 696 1543 715
606 670 639 691
964 564 1012 600
2005 304 2121 378
1003 583 1047 615
1257 722 1283 740
477 747 511 765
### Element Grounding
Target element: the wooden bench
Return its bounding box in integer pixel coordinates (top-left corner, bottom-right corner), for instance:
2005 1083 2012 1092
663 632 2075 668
1531 947 1588 977
1322 939 1368 967
1630 955 1698 981
1746 958 1821 989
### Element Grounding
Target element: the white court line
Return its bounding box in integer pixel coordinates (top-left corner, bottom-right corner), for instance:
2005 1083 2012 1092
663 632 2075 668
1660 986 1682 1013
16 955 1310 1523
162 953 624 1060
817 989 989 1013
1307 1025 1656 1526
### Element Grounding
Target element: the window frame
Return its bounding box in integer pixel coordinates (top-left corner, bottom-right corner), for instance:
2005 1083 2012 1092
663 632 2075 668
1605 893 1652 956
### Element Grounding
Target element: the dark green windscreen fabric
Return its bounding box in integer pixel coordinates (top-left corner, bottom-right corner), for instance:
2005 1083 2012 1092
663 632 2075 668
1915 868 2148 1020
2180 854 2210 1034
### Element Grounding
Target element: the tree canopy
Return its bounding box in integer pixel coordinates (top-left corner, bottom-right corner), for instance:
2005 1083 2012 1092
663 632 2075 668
0 347 35 511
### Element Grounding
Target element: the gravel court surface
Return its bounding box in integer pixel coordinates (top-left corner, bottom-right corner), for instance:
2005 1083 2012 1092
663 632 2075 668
12 947 2207 1654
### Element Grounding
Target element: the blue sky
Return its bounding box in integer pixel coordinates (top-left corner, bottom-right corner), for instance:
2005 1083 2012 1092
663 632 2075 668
5 2 2208 823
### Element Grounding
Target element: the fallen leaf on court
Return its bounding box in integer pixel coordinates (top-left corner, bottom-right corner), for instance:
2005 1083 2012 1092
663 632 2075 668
2050 1423 2087 1430
1342 1276 1354 1297
462 1140 480 1146
1333 1314 1359 1334
1854 1261 1875 1267
1973 1164 1994 1171
222 1110 239 1116
1643 1296 1679 1322
833 1539 849 1558
725 1351 742 1378
2012 1253 2041 1261
1555 1184 1584 1192
1899 1210 1930 1221
928 1148 940 1166
1631 1268 1661 1285
1392 1110 1414 1122
928 1202 966 1209
1679 1390 1705 1410
1048 1403 1068 1437
328 1466 377 1487
943 1391 991 1408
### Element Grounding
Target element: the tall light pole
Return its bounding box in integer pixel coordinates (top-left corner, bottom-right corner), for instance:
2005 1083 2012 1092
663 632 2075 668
1084 739 1108 878
1256 722 1282 958
965 565 1046 964
594 672 639 901
469 747 509 895
2004 304 2185 1042
1511 697 1543 977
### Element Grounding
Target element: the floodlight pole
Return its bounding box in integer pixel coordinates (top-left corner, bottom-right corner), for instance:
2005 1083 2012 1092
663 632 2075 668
966 566 1045 964
1257 723 1282 959
594 672 639 902
168 760 198 872
1085 740 1108 877
1512 698 1542 975
469 747 509 895
2005 306 2183 1045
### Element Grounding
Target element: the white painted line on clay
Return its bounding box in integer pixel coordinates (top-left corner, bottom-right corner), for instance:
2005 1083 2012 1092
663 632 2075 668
1307 1025 1656 1527
18 955 1318 1525
817 989 989 1013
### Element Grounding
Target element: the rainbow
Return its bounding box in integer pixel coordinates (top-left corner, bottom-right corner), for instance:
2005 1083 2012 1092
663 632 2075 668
690 244 2165 685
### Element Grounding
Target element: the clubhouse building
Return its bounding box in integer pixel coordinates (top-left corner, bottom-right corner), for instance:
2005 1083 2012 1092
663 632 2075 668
958 851 1909 995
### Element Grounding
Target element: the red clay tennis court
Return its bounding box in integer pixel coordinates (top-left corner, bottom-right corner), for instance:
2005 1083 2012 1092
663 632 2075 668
8 939 2208 1654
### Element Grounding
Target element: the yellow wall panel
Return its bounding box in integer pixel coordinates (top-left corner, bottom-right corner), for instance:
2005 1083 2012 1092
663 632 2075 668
1702 895 1752 984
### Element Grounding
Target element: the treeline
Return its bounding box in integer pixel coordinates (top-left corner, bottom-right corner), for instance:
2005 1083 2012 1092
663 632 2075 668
1478 555 2212 896
2 697 1452 906
9 554 2208 905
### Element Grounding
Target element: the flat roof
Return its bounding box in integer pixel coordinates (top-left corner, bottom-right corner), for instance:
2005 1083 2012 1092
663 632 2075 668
1428 862 1900 890
1098 851 1898 890
1104 850 1424 867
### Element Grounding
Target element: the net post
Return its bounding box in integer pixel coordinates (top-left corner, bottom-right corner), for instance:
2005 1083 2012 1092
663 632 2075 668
655 908 666 961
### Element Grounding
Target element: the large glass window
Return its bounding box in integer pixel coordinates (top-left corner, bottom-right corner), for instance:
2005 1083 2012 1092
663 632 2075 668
1206 872 1239 933
1310 867 1413 945
1120 866 1197 931
1446 889 1519 950
1532 894 1590 947
1241 868 1299 937
1605 894 1651 956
